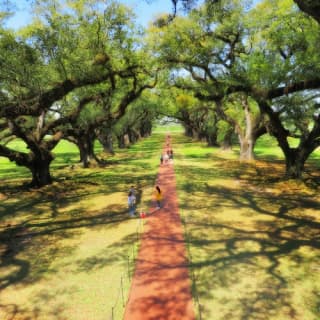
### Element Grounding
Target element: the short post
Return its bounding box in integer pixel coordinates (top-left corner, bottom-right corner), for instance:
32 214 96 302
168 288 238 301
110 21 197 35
127 254 131 279
121 276 125 307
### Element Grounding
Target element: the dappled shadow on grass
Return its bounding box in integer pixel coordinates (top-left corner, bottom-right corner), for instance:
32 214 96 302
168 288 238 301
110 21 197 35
184 188 320 319
0 143 159 302
0 303 42 320
75 230 141 274
176 154 320 320
0 197 139 318
68 168 155 188
0 202 129 288
0 184 147 319
174 158 256 186
0 157 156 204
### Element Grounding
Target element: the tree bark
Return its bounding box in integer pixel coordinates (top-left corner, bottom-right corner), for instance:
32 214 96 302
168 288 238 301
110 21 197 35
284 148 309 179
221 128 234 150
239 137 255 161
257 99 320 178
77 134 96 168
0 132 57 187
294 0 320 24
184 124 194 137
105 132 115 155
29 159 52 187
140 120 152 137
206 131 219 147
117 134 126 148
205 113 219 147
79 144 91 168
128 128 140 144
97 130 115 155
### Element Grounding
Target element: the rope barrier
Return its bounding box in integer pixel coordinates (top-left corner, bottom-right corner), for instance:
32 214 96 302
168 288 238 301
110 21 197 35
182 214 203 320
108 217 144 320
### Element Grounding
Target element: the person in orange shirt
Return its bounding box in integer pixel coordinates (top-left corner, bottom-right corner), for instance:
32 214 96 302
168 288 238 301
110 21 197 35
154 185 163 209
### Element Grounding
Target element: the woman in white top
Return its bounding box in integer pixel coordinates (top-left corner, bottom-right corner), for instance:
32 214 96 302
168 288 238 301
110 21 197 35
128 191 136 217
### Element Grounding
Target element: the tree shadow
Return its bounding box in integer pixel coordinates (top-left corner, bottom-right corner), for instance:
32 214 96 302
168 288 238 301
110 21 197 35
180 180 320 320
169 140 320 319
0 204 129 288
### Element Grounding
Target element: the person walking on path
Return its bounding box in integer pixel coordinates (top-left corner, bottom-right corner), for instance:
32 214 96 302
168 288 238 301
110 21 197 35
163 152 169 164
169 149 173 160
128 191 136 217
154 185 163 209
129 185 136 195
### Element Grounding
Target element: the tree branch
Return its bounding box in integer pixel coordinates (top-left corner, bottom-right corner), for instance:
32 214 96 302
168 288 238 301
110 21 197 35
0 65 140 119
0 144 30 166
267 78 320 99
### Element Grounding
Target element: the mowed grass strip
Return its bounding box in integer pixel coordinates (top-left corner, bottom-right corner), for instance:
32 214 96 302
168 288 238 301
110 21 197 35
173 134 320 320
0 133 163 320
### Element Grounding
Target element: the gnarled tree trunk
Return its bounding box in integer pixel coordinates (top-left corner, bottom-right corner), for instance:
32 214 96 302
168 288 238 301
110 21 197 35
221 128 234 150
128 128 140 144
97 128 115 155
26 149 54 187
139 120 152 137
77 132 97 168
29 160 52 187
258 99 320 179
117 134 124 148
239 137 255 161
236 95 267 161
283 146 313 179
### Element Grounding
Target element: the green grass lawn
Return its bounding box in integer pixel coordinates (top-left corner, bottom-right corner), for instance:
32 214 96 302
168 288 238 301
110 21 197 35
0 134 163 320
1 130 319 320
173 134 320 320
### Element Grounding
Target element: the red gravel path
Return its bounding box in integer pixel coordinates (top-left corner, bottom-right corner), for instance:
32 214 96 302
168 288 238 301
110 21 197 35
123 137 195 320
